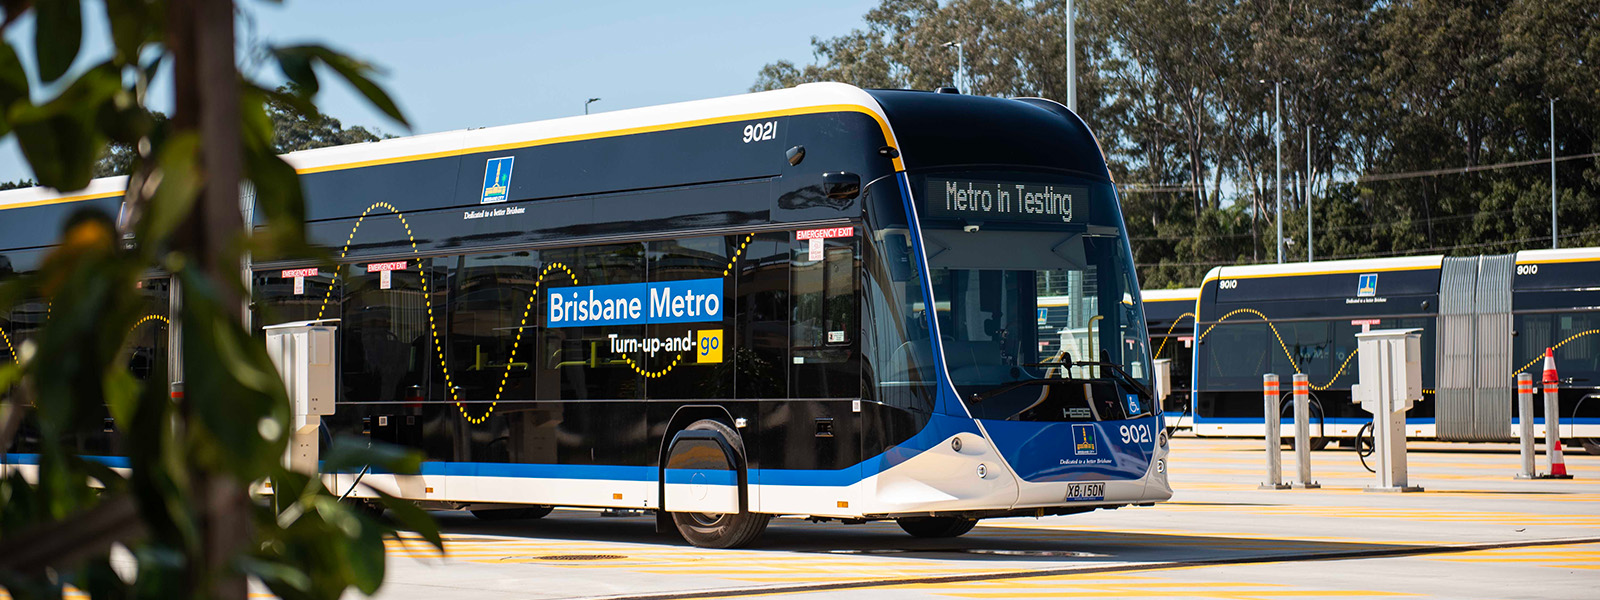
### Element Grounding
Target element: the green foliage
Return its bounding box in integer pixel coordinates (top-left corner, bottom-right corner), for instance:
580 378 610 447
0 2 440 598
758 0 1600 289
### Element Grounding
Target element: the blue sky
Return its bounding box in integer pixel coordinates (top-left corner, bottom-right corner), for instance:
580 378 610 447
0 0 880 183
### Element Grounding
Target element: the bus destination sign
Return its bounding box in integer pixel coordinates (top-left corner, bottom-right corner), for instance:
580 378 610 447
926 178 1085 224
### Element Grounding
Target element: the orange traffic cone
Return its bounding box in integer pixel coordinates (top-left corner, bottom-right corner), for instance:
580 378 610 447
1543 348 1571 478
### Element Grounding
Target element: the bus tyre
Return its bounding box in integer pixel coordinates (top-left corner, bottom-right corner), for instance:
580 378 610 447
896 516 979 538
669 420 769 548
471 505 553 521
1582 438 1600 456
1287 436 1331 452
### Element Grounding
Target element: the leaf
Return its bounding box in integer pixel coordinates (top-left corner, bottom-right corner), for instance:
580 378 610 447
344 513 386 595
271 45 408 127
33 0 82 82
9 63 122 189
373 489 443 552
236 555 313 596
0 41 29 137
102 368 140 433
135 131 202 244
271 46 320 97
321 435 420 475
102 0 158 67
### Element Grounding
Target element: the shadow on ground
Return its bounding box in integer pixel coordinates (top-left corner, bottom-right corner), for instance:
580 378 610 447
423 509 1422 566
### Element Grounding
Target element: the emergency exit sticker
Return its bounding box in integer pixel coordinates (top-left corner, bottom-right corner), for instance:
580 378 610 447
367 261 407 290
282 268 319 295
798 227 851 261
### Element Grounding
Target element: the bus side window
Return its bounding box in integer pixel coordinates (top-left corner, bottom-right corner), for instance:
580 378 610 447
792 233 860 398
737 233 790 399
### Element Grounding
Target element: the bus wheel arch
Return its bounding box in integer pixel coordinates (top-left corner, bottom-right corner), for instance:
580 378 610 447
662 417 768 548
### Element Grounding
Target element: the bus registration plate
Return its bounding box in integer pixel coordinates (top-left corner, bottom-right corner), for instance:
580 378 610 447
1066 482 1104 500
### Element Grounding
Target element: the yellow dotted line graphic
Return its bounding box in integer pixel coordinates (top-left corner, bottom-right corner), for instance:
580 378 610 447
1199 308 1303 373
722 234 752 277
317 202 416 321
0 326 13 363
1198 308 1356 390
1153 312 1195 359
130 314 170 333
1513 329 1600 376
625 234 755 380
466 262 577 424
623 354 684 378
311 217 759 423
1317 348 1359 392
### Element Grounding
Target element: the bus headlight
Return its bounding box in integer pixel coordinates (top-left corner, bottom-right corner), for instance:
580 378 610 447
976 463 988 479
1156 459 1166 474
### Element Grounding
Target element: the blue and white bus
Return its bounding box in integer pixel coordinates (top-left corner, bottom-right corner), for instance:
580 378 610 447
1 83 1171 547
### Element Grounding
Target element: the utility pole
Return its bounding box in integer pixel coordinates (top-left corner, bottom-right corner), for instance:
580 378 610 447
1066 0 1076 112
1551 97 1558 249
1274 81 1283 264
1307 126 1313 262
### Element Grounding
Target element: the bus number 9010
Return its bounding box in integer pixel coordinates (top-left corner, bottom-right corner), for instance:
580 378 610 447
743 121 777 143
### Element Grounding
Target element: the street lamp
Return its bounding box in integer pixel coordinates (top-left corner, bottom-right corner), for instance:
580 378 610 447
585 97 601 115
1065 0 1076 112
1261 79 1283 264
942 41 965 94
1550 96 1558 249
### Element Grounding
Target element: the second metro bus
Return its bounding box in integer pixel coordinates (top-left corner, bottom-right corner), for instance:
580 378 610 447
1189 250 1600 451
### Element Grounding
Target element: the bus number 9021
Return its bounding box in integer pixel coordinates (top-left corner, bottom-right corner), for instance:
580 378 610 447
743 121 777 143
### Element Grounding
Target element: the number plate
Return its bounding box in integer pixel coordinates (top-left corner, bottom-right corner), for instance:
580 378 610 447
1066 482 1105 501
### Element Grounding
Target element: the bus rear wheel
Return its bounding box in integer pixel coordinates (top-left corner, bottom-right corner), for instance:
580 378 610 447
471 505 553 520
896 516 978 538
1581 438 1600 456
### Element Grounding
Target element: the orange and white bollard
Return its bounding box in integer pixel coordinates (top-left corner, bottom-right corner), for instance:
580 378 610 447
1542 348 1572 479
1261 374 1289 489
1291 374 1320 488
1515 373 1537 479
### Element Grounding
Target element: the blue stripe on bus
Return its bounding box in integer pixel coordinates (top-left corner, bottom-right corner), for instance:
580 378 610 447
1193 417 1435 425
0 453 131 468
664 469 736 486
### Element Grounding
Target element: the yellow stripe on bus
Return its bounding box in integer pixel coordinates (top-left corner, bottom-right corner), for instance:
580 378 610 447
295 104 905 175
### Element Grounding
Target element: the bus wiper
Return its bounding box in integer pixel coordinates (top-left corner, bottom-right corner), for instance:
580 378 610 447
967 378 1067 404
1026 358 1155 403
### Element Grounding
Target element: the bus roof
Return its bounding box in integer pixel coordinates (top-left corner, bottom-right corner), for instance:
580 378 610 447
1201 255 1444 285
1515 247 1600 265
0 82 900 212
1142 288 1199 302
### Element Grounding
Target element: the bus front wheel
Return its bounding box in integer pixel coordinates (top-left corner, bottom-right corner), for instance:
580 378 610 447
896 516 978 538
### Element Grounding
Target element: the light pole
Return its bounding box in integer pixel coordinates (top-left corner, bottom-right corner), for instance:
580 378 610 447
1260 79 1283 264
585 97 601 115
1307 126 1313 262
1066 0 1076 112
1550 96 1558 249
942 41 965 93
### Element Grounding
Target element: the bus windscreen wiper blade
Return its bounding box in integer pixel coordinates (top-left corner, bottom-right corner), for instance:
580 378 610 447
967 378 1068 403
1026 359 1154 402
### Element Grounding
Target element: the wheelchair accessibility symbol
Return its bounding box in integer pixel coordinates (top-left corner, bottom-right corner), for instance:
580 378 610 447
697 329 723 363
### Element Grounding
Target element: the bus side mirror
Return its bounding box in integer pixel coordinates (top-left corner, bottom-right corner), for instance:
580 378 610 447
822 172 860 200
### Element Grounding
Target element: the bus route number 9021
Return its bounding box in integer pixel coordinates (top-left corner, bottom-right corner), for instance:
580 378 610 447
743 121 777 143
